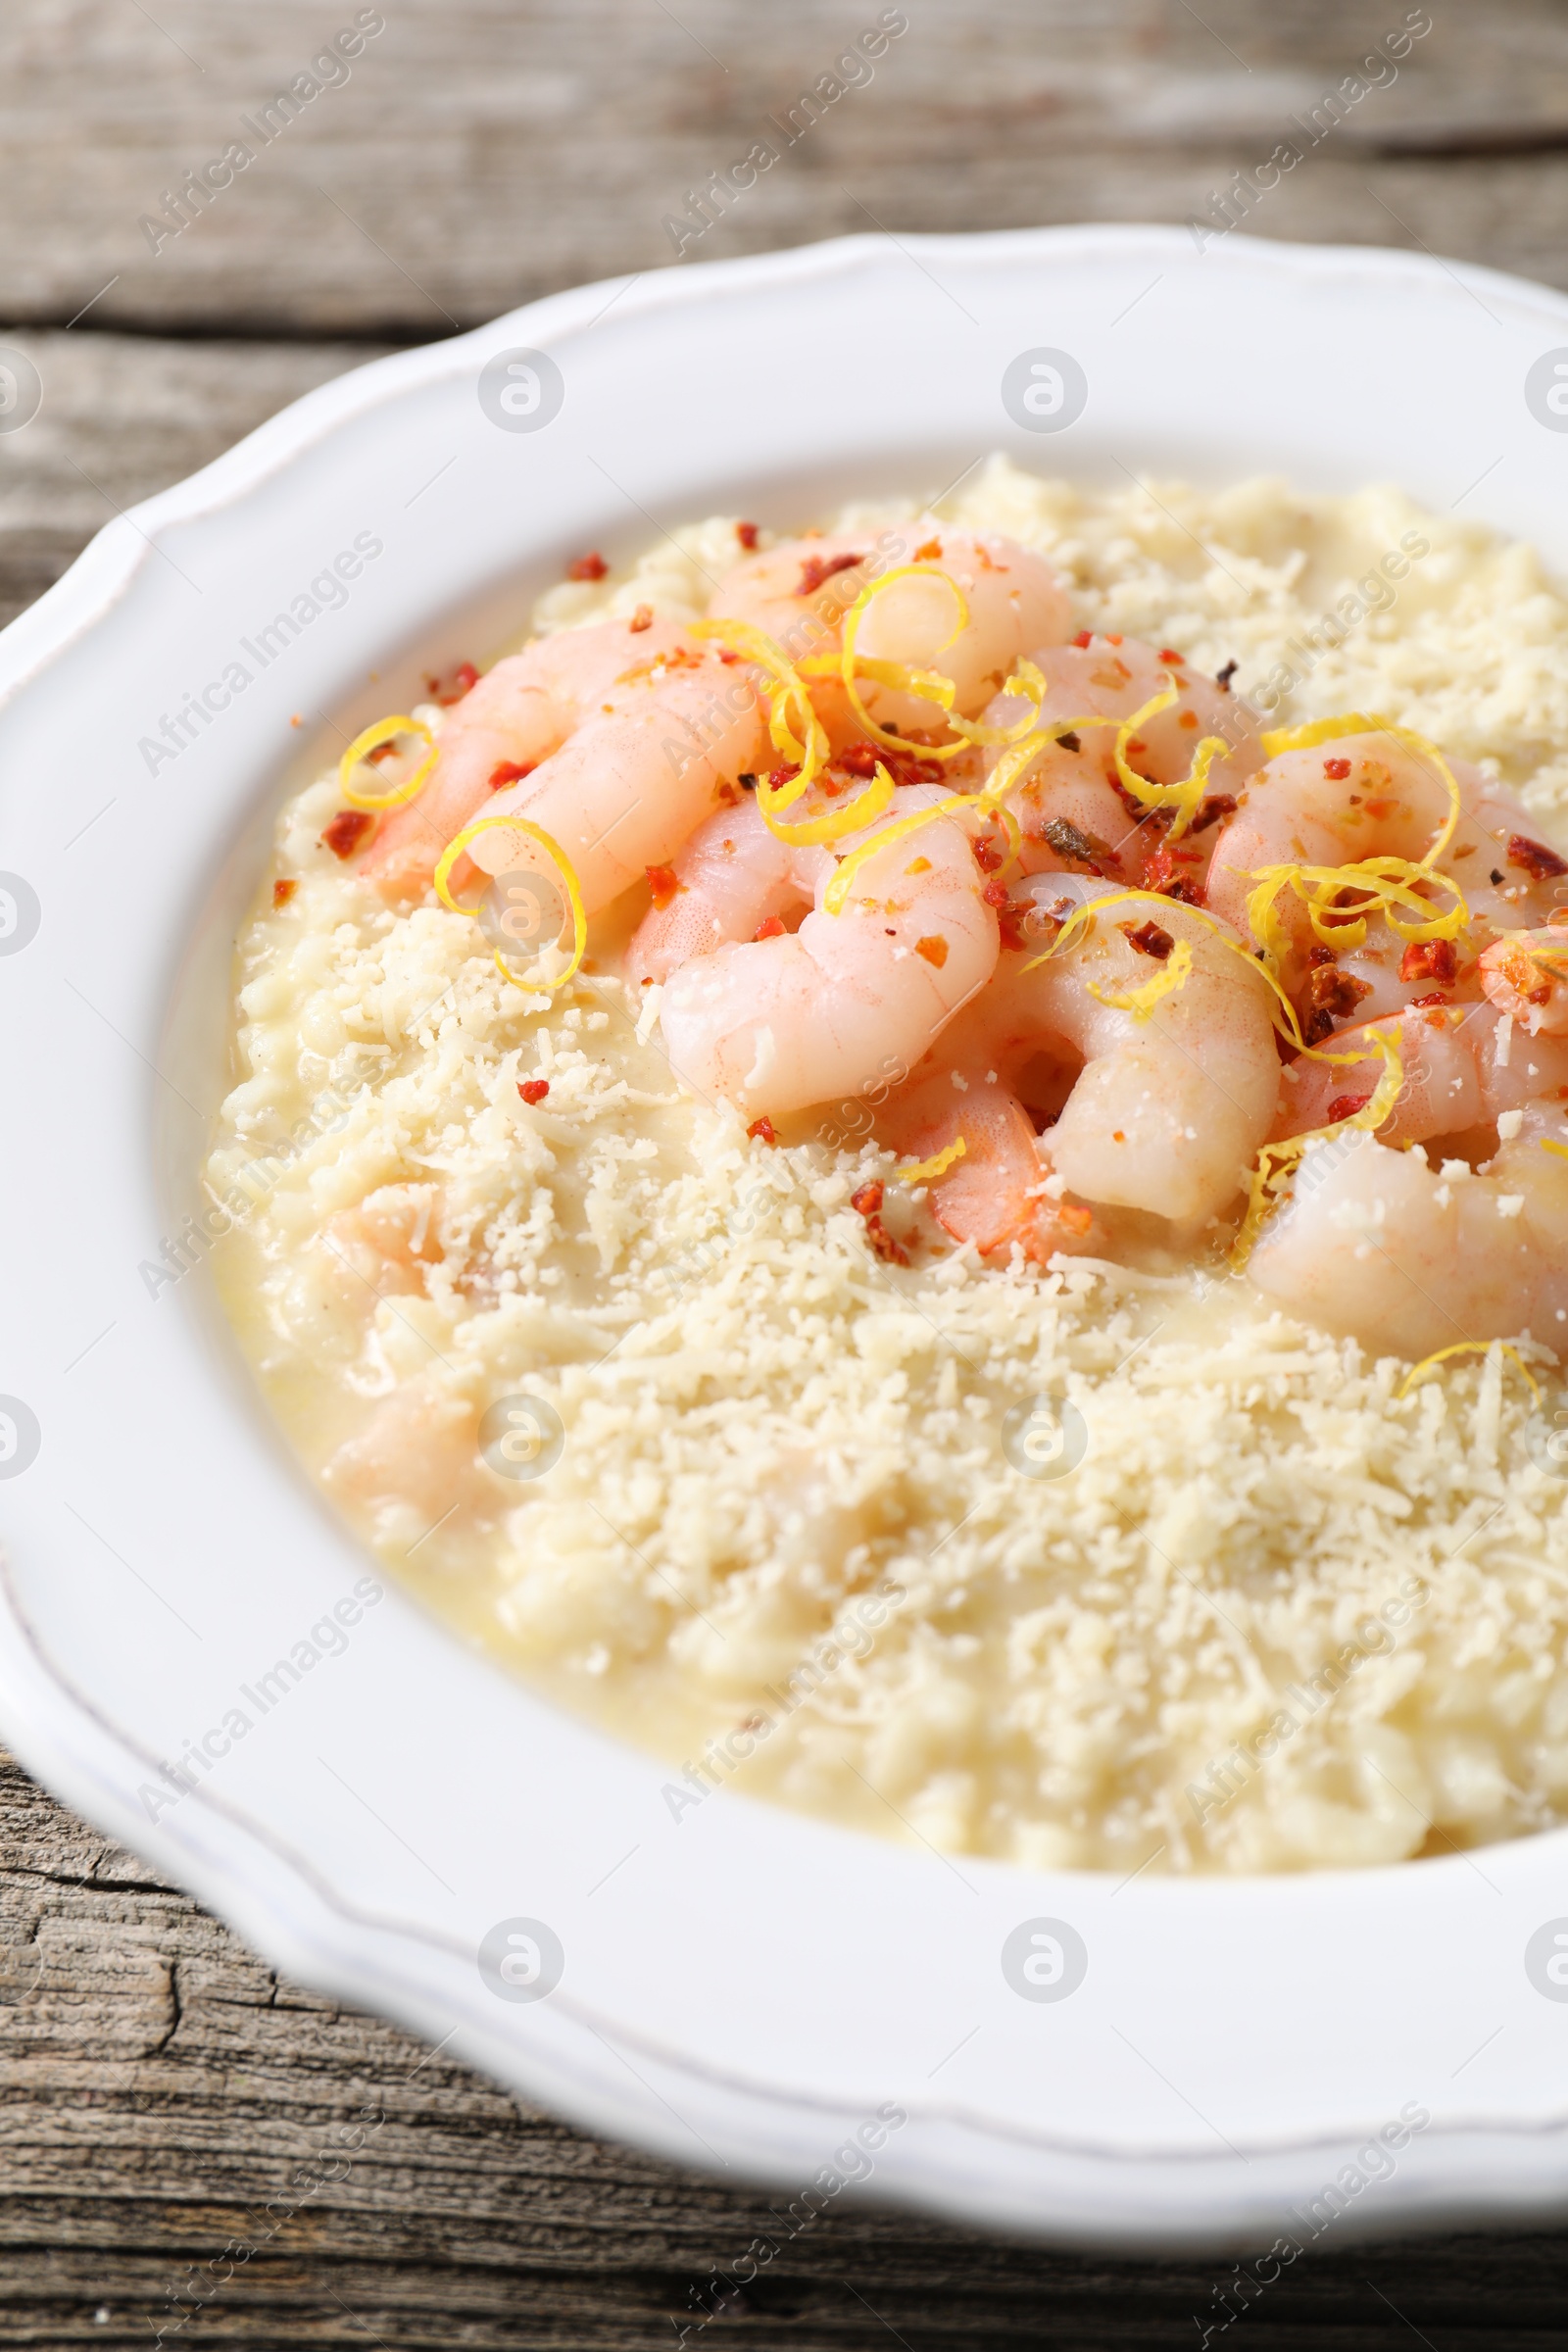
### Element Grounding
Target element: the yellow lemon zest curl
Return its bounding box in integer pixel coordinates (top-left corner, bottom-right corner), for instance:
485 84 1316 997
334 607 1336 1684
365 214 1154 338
1396 1340 1543 1406
896 1137 967 1185
1247 714 1470 968
1016 887 1408 1262
1112 682 1230 842
1542 1138 1568 1163
821 795 978 917
1230 1029 1405 1271
835 566 974 760
975 710 1119 814
339 713 439 810
1087 937 1194 1021
691 616 907 849
432 812 587 994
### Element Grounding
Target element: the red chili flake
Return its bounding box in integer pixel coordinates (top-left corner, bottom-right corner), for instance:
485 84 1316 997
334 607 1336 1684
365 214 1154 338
1508 832 1568 881
646 863 680 909
1306 943 1338 968
850 1188 907 1265
753 914 786 941
1121 919 1174 961
1158 648 1184 665
1307 966 1374 1018
1071 629 1093 649
567 551 609 581
1301 1007 1336 1047
629 603 654 633
1326 1092 1371 1124
1191 793 1238 835
271 878 297 907
913 536 942 562
488 760 535 791
915 935 949 969
1125 738 1147 759
736 520 760 551
767 764 802 795
971 834 1004 874
517 1079 550 1104
1323 757 1352 781
1399 937 1457 986
835 739 944 788
1105 633 1123 647
981 879 1010 910
423 661 479 707
1408 991 1451 1008
1142 845 1204 903
320 808 374 858
746 1115 778 1145
798 551 862 597
865 1216 908 1265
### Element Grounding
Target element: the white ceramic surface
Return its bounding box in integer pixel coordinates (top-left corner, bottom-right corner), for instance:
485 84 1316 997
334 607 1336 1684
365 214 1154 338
4 224 1568 2252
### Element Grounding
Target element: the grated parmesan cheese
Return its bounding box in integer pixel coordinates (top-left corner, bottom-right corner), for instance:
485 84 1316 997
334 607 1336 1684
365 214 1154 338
205 463 1568 1877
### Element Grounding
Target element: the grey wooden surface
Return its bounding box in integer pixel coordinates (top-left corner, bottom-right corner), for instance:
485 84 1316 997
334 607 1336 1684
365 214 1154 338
4 1 1568 2341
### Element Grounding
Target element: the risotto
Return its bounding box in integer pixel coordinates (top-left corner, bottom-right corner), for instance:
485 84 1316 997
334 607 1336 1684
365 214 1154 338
198 457 1568 1875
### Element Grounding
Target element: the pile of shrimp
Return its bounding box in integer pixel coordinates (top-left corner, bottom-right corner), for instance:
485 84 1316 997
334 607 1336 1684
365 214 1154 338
325 517 1568 1364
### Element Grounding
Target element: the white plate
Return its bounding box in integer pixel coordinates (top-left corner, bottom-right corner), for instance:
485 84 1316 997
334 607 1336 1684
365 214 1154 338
4 224 1568 2253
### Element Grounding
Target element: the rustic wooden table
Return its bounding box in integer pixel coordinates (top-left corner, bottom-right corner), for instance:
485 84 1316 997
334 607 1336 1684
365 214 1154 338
4 2 1567 2340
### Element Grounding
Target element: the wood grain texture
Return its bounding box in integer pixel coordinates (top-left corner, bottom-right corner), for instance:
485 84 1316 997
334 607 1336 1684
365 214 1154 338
6 0 1568 2338
1 1748 1566 2351
4 0 1568 336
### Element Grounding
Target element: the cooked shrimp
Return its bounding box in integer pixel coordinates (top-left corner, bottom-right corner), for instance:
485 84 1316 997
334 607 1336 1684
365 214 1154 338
360 614 697 899
1480 926 1568 1033
654 788 999 1118
322 1376 488 1519
1206 731 1563 962
1274 1001 1568 1148
708 521 1072 740
1248 1100 1568 1356
463 647 770 911
626 792 810 986
319 1183 444 1303
881 874 1280 1247
979 637 1262 897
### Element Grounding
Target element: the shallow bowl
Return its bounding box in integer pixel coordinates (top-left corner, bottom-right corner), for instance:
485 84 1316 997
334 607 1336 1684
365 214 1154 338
4 224 1568 2248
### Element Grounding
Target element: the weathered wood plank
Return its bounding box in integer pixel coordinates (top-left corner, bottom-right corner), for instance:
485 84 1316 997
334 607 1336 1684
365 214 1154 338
5 1 1568 335
0 332 382 628
0 1743 1564 2346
